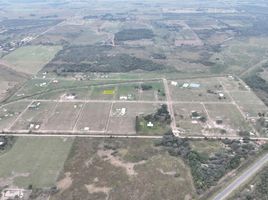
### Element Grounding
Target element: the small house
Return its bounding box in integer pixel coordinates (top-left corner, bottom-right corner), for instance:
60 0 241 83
120 96 128 100
147 121 154 127
171 81 178 86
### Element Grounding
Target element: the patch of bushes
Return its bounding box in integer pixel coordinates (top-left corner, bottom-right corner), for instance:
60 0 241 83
140 84 153 91
144 104 171 124
155 133 258 194
0 136 16 152
135 104 171 132
244 74 268 105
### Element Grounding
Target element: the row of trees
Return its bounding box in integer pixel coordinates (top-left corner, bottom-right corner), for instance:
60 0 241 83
135 104 171 132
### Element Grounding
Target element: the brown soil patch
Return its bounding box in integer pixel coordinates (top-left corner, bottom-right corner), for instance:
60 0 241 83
85 183 111 199
56 172 72 193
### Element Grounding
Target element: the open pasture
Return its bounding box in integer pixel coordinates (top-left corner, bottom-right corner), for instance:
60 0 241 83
116 83 140 101
0 137 73 188
9 78 76 101
41 102 84 131
230 91 265 105
0 101 29 130
204 103 252 136
0 65 27 101
90 86 116 100
239 103 268 118
173 103 208 135
217 76 248 91
209 37 268 74
169 77 230 102
1 45 62 75
50 138 196 200
74 102 111 132
229 90 268 117
10 101 57 131
139 81 166 101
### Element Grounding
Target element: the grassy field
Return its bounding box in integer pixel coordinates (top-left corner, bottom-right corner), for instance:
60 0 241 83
0 65 27 101
11 101 57 131
2 45 62 74
173 103 208 135
41 102 83 131
205 103 252 135
50 138 197 200
210 37 268 74
0 101 29 130
107 102 158 135
0 137 73 188
169 78 230 102
74 102 111 132
190 140 223 156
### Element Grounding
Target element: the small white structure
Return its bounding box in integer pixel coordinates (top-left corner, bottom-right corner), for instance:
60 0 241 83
171 81 178 86
218 93 225 98
65 94 76 100
39 82 47 87
16 93 25 97
120 96 128 100
84 127 90 131
189 83 200 88
127 94 133 100
52 79 59 83
147 121 154 127
182 83 189 88
35 124 40 130
120 108 126 116
1 189 24 200
29 123 35 129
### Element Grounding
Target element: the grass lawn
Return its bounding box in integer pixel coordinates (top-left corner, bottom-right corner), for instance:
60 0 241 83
0 137 73 188
137 117 170 135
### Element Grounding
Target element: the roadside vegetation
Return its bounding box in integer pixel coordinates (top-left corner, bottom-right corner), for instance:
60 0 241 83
231 165 268 200
155 132 262 194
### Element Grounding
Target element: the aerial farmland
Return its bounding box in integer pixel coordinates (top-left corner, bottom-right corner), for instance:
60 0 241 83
0 0 268 200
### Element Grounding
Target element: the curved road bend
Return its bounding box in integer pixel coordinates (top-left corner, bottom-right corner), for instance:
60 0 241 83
213 152 268 200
